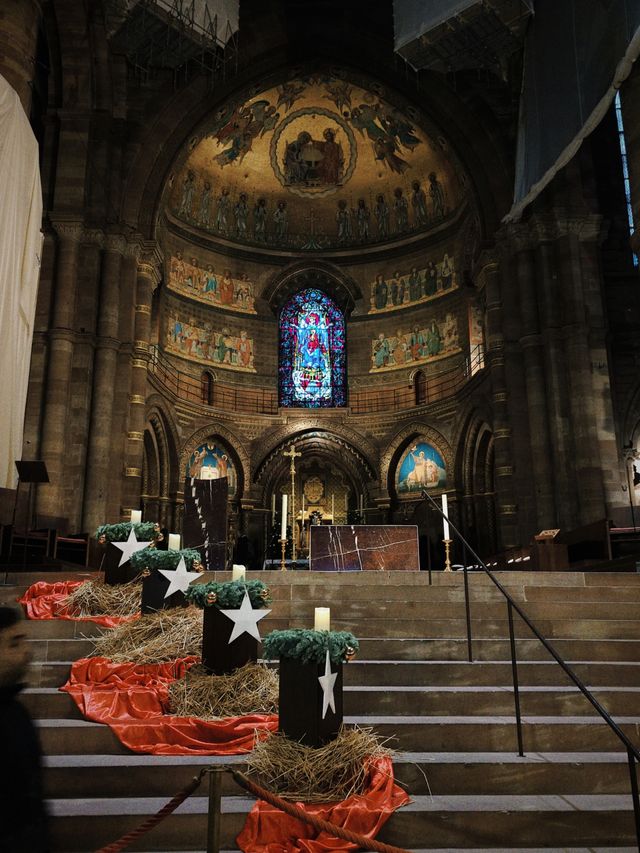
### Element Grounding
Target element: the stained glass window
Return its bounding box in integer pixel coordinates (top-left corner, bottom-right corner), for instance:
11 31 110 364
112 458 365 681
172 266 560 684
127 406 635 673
279 288 346 407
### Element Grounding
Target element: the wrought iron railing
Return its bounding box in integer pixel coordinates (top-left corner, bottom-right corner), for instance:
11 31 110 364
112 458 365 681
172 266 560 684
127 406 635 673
420 489 640 849
148 345 486 415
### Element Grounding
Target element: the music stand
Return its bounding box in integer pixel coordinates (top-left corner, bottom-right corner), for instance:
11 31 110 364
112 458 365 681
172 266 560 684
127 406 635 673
12 460 49 567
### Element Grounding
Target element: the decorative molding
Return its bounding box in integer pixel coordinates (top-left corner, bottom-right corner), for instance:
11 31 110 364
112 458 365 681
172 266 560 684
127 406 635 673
499 503 517 515
51 221 84 243
495 465 513 477
127 431 144 441
493 392 508 403
104 233 127 254
494 428 512 439
129 394 146 405
135 304 152 314
125 467 142 477
131 357 148 369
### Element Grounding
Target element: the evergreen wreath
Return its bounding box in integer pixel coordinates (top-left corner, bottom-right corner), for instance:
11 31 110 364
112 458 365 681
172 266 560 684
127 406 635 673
129 548 202 572
186 579 271 610
263 629 359 665
95 521 158 543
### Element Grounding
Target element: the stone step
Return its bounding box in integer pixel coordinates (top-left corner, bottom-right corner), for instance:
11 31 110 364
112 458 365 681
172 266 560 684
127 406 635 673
23 683 640 719
34 715 640 755
41 751 632 799
47 793 638 850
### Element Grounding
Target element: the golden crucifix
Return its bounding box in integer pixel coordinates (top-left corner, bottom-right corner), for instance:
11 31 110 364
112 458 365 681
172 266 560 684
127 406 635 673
283 444 302 560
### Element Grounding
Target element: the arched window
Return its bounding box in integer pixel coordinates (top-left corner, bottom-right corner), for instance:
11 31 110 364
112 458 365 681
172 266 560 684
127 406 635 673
414 370 427 405
279 288 346 408
201 371 214 405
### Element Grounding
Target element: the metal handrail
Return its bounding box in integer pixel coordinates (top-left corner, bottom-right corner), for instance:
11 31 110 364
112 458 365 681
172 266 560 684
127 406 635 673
420 489 640 849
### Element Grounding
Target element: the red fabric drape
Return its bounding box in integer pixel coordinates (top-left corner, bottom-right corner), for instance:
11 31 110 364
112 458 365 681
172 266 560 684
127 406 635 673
237 755 410 852
61 656 278 755
19 580 139 628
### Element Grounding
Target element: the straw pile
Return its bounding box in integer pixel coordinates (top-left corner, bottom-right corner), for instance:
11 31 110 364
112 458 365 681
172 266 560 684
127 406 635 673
167 662 278 720
63 578 141 618
90 608 203 663
244 726 391 803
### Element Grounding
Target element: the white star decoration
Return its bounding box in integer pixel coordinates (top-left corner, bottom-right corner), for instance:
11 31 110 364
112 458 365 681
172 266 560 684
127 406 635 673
219 590 271 644
112 528 151 567
159 556 201 598
318 649 337 719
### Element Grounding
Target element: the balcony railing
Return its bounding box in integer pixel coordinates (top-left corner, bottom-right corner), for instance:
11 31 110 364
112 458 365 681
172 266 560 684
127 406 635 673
148 345 486 415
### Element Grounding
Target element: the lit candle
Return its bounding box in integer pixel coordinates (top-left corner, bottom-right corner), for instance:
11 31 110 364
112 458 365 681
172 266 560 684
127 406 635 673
281 494 288 540
232 564 246 582
314 607 331 631
271 493 276 524
168 533 181 550
331 493 335 521
441 494 450 540
130 509 142 524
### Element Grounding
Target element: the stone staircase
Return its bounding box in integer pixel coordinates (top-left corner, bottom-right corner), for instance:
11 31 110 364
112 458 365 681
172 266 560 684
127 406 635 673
2 568 640 852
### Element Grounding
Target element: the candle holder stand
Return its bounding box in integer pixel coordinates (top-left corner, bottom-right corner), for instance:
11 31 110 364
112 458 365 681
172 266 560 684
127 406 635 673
279 538 287 571
443 538 453 573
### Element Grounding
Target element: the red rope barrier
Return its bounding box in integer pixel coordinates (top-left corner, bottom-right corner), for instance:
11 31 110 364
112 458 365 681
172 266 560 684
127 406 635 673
231 768 411 853
94 768 207 853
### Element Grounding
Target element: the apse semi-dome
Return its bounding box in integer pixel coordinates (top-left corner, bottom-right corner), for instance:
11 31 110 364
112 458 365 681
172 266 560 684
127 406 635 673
165 70 472 252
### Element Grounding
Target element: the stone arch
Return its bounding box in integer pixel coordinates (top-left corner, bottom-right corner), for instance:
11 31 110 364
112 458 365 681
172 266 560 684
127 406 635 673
180 422 251 501
454 405 497 557
263 260 362 316
381 421 453 499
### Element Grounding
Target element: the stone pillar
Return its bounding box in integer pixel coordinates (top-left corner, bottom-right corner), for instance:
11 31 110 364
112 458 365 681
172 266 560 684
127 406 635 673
478 253 519 549
37 221 83 522
122 250 161 518
0 0 41 114
81 233 126 532
510 227 556 529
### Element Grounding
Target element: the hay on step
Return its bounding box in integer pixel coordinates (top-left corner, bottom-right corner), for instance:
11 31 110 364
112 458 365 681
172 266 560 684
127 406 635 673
167 662 278 720
244 725 391 803
90 607 202 663
63 577 141 618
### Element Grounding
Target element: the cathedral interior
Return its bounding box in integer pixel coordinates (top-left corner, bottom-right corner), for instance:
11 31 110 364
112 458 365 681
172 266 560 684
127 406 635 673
2 0 640 570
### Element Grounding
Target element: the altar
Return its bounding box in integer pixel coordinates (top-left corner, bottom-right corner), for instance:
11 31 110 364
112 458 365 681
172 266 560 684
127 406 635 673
309 525 419 572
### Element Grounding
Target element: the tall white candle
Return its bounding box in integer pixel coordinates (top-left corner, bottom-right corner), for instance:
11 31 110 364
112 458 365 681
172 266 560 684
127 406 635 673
281 494 288 540
441 494 450 540
271 493 276 524
168 533 181 550
301 493 305 518
130 509 142 524
314 607 331 631
232 564 246 582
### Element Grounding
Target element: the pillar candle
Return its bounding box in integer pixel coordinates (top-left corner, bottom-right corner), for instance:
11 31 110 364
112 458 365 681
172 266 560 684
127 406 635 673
441 494 450 540
168 533 181 550
232 564 246 581
130 509 142 524
281 494 288 540
271 493 276 524
314 607 331 631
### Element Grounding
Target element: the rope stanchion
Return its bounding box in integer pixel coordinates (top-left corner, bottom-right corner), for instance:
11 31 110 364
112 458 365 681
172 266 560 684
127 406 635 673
94 768 208 853
231 768 411 853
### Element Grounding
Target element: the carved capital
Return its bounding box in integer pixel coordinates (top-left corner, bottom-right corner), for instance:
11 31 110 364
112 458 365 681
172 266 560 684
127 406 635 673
51 220 84 243
135 303 152 315
82 228 105 248
127 431 144 441
128 394 145 405
104 233 127 254
125 467 142 478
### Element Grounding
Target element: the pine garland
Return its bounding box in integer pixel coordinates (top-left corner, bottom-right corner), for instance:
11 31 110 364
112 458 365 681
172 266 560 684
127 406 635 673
129 548 202 571
263 629 359 665
186 579 271 609
95 521 157 543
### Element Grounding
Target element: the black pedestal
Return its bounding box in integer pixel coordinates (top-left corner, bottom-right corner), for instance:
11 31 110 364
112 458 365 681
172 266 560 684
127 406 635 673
140 570 187 614
202 605 258 675
103 543 138 585
278 657 343 747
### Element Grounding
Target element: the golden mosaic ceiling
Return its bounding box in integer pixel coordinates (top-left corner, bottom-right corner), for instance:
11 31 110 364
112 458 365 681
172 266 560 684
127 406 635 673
166 72 471 251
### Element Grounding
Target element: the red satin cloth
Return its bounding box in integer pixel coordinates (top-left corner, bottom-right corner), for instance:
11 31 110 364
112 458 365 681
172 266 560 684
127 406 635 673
19 580 139 628
61 656 278 755
237 755 410 852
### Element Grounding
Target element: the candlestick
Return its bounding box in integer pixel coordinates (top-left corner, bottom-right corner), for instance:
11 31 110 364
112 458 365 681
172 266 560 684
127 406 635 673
279 538 287 571
443 538 453 573
168 533 181 550
281 494 288 540
130 509 142 524
314 607 331 631
231 565 246 582
441 493 450 540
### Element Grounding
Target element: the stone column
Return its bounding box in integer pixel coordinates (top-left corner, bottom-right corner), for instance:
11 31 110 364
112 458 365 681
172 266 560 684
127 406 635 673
510 226 557 529
0 0 41 114
81 233 126 532
122 249 161 519
478 253 519 549
37 221 83 522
